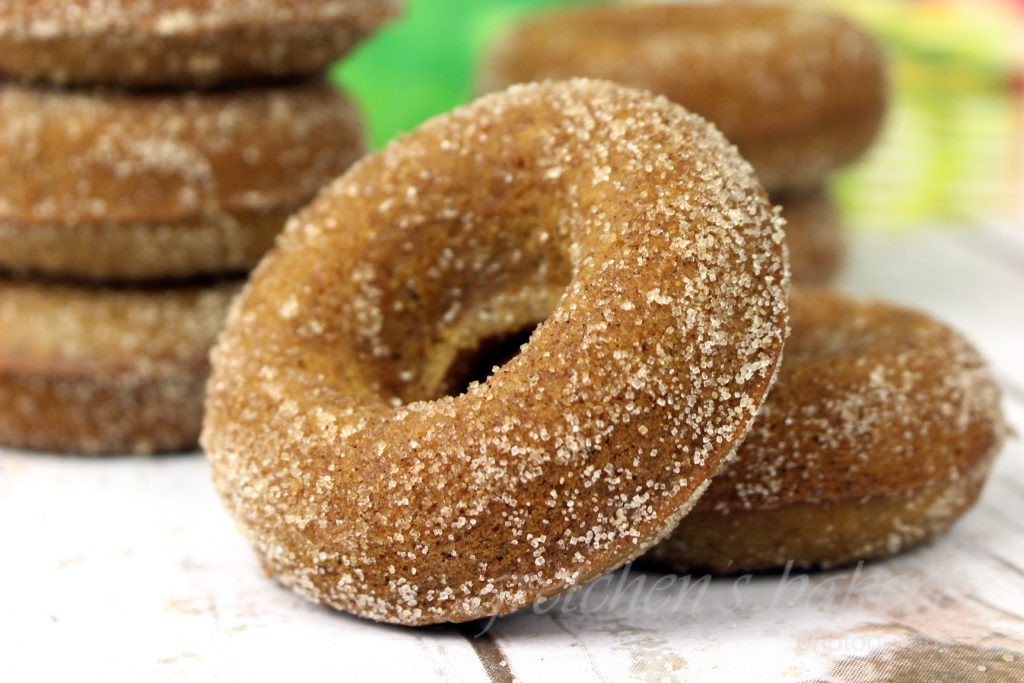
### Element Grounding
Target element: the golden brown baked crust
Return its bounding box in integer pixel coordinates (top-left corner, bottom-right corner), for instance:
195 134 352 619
203 80 789 625
0 0 399 87
0 79 365 281
482 4 887 193
775 190 846 285
648 289 1006 573
0 205 292 283
0 278 239 455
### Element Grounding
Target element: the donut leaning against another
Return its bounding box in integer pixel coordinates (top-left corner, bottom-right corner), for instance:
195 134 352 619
648 289 1007 574
203 79 790 625
481 3 887 194
0 0 400 88
0 79 365 282
0 278 240 455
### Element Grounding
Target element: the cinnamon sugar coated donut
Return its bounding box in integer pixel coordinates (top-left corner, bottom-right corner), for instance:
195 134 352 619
0 0 400 87
0 80 365 281
203 80 789 625
775 190 846 285
648 289 1007 573
0 278 239 455
482 3 887 193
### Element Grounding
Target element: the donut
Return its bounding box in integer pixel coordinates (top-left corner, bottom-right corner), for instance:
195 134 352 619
202 79 789 625
0 0 399 88
775 190 846 285
481 4 887 193
648 289 1006 574
0 79 365 281
0 278 239 455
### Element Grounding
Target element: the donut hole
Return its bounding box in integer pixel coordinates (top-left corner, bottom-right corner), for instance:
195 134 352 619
437 323 541 397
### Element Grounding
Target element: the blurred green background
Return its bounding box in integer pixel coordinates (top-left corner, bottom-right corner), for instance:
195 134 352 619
332 0 1024 228
331 0 591 148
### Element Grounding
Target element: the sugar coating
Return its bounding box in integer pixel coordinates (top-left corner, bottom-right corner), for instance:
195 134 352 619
0 0 400 87
481 3 888 193
0 0 394 32
0 278 240 454
203 79 789 625
0 80 365 280
649 289 1008 573
0 205 294 283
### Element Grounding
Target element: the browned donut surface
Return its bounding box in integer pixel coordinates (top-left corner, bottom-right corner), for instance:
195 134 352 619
203 80 789 625
775 190 846 285
648 289 1006 573
0 80 365 281
482 4 887 193
0 0 399 87
0 278 239 455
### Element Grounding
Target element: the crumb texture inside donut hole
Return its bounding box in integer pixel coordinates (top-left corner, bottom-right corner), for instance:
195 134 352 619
437 324 540 399
203 79 789 626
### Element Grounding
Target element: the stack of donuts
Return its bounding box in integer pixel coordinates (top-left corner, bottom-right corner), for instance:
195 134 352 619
482 2 889 285
0 0 398 454
199 5 1007 626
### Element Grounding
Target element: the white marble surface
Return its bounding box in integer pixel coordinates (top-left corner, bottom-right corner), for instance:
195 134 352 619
2 227 1023 682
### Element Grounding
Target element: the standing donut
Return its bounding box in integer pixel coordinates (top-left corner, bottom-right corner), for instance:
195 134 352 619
203 80 789 625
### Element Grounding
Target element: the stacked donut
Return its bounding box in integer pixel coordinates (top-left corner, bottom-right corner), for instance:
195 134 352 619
481 3 888 284
0 0 398 454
